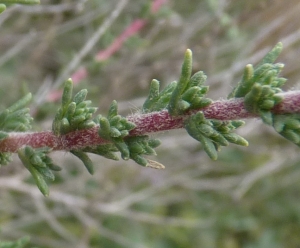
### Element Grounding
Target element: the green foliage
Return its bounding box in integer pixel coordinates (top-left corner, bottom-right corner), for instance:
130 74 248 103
97 100 137 160
97 101 136 144
0 0 40 14
2 1 300 247
168 49 193 115
82 143 120 161
0 152 12 166
18 146 61 196
143 43 296 160
240 59 284 119
228 42 300 147
147 48 245 160
184 112 248 160
0 236 31 248
273 114 300 146
0 0 39 5
51 80 165 177
167 49 212 116
228 43 285 119
143 79 177 112
0 4 6 13
229 42 284 99
0 93 32 132
52 79 97 135
6 43 292 195
123 136 161 167
0 93 33 166
97 101 163 168
70 150 94 175
52 79 101 178
0 42 297 196
143 69 211 114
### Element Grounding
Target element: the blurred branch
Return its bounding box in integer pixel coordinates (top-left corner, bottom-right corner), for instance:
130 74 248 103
110 209 214 228
46 0 168 103
233 153 298 200
0 30 36 67
33 195 78 244
52 0 129 90
13 1 88 14
70 207 148 248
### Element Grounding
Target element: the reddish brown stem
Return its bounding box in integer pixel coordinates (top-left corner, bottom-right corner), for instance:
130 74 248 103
1 91 300 153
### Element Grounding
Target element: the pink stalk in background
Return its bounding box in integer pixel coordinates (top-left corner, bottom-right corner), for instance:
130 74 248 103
47 0 167 102
94 19 146 62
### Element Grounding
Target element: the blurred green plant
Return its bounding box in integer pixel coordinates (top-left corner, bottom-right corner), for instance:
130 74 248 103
0 236 31 248
0 0 39 13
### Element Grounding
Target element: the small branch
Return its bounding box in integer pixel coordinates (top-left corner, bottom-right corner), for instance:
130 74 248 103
1 91 300 153
272 91 300 113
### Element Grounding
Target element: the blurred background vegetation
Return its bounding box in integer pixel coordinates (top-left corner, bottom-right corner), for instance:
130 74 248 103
1 0 300 247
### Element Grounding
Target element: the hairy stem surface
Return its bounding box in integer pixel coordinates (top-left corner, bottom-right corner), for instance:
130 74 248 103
1 91 300 153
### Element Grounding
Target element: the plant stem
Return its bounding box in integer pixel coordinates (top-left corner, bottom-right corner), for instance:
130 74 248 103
1 91 300 153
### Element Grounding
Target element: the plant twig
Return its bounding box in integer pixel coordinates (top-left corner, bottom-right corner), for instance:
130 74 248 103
1 91 300 153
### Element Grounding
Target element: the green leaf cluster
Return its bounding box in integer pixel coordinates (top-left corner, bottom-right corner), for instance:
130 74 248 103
0 236 31 248
97 100 136 160
0 42 299 196
0 93 33 165
52 79 97 135
143 69 211 114
143 79 177 112
18 146 61 196
50 80 164 187
229 42 284 99
97 101 162 167
273 114 300 146
49 82 165 176
0 152 12 166
228 42 300 147
0 93 32 132
122 136 161 167
229 42 286 124
185 112 248 160
167 49 212 116
142 48 248 160
82 135 162 169
70 149 95 175
51 79 100 176
82 143 120 161
0 0 40 14
98 101 135 143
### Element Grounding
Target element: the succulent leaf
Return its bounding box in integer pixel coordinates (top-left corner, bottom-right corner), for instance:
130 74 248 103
71 150 94 175
184 111 247 160
52 79 97 135
18 146 60 196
